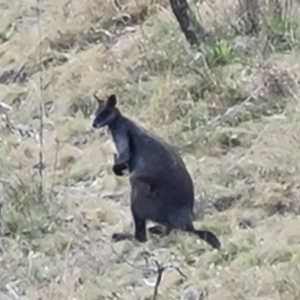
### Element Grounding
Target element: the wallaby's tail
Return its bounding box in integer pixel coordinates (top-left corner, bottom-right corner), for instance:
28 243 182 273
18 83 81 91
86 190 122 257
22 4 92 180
191 229 221 249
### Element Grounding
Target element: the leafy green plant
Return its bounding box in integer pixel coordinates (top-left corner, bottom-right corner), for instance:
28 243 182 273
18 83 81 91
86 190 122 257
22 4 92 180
206 40 235 66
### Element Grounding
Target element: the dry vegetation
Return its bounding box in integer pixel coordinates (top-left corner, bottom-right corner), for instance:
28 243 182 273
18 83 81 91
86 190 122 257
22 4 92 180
1 0 300 299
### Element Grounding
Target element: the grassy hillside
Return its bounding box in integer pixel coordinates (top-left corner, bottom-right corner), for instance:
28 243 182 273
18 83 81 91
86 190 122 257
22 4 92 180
1 0 300 299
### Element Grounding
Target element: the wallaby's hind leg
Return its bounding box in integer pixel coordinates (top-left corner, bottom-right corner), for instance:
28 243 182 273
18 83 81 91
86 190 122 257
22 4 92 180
133 212 147 242
112 210 147 243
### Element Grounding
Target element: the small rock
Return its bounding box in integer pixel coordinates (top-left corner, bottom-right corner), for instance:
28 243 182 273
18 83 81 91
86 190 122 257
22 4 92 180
213 194 242 212
65 215 74 222
102 191 123 200
238 218 254 229
180 284 208 300
0 101 12 112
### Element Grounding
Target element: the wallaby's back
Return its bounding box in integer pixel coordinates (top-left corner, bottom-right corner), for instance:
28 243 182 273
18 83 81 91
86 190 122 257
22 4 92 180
124 117 195 212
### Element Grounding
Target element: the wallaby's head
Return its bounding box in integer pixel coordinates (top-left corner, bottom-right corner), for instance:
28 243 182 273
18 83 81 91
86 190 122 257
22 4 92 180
92 93 120 128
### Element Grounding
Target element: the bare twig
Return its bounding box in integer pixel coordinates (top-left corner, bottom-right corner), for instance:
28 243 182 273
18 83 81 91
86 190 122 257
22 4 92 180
111 245 187 299
152 259 187 300
173 266 188 279
220 85 263 121
110 244 144 270
49 138 60 202
0 202 3 253
36 0 44 203
152 260 165 300
5 281 20 299
180 85 263 152
0 101 14 133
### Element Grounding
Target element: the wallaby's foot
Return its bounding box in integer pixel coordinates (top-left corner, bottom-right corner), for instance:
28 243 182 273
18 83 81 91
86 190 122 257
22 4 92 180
195 230 221 249
112 232 133 242
148 225 165 235
134 230 147 242
112 232 147 243
148 225 171 236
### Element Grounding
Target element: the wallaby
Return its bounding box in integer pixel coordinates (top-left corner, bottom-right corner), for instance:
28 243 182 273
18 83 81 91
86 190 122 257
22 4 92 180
92 93 221 249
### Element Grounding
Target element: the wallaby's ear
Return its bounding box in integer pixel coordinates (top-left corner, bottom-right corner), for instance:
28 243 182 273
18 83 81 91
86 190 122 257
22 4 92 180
93 93 105 106
107 94 117 108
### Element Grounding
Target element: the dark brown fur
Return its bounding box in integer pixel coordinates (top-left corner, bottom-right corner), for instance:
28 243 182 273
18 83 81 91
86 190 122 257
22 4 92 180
92 94 221 249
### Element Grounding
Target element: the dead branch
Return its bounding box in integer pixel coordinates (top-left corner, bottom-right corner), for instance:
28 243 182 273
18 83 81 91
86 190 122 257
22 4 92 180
49 138 60 202
152 260 165 300
152 259 187 300
0 202 3 253
35 0 44 203
168 0 210 47
111 245 187 299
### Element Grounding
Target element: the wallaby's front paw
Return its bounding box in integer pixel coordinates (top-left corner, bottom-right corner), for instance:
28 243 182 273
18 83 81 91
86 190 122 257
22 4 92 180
112 163 126 176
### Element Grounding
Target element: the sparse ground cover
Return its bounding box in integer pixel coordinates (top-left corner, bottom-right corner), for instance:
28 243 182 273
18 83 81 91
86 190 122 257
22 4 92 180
1 0 300 299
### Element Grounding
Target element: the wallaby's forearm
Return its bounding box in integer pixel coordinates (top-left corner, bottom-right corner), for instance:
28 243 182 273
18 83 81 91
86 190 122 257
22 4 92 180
111 129 131 176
